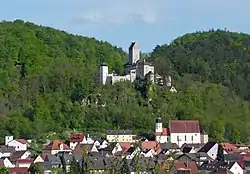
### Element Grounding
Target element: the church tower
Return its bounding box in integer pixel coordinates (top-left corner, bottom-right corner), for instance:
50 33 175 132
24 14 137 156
155 117 163 133
129 41 140 65
99 62 109 85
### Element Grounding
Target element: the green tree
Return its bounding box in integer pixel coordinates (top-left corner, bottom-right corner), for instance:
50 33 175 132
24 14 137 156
217 144 224 161
28 163 43 174
0 167 9 174
70 156 80 174
119 157 130 174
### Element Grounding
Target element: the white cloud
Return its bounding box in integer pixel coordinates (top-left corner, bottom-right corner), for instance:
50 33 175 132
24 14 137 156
71 0 167 26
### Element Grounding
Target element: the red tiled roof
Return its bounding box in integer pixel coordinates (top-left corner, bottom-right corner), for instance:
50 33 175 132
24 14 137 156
16 159 33 163
69 133 85 142
141 141 161 153
221 143 237 152
174 162 199 173
243 155 250 161
155 128 169 136
16 139 28 144
42 140 71 151
9 167 28 174
141 141 157 150
41 154 46 160
169 120 200 133
119 142 131 149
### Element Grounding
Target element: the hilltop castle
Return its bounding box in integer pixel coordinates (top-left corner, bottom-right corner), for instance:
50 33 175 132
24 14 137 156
99 42 177 93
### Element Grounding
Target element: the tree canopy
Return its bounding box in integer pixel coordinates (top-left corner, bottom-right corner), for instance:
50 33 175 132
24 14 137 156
0 21 249 143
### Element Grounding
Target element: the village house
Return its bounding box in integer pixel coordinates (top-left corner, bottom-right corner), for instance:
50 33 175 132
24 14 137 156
5 136 29 151
68 133 87 150
42 140 72 155
106 130 135 143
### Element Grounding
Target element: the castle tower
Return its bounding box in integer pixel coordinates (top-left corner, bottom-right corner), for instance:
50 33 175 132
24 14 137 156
166 76 172 87
129 41 140 65
99 62 109 85
155 117 163 133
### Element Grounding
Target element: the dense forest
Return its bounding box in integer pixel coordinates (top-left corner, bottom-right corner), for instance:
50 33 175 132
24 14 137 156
0 20 250 143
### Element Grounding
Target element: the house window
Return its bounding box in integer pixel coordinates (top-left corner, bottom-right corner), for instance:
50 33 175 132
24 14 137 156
185 135 187 141
177 136 179 141
191 136 193 141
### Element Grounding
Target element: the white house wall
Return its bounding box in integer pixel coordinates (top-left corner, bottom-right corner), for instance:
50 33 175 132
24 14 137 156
170 133 201 147
207 143 218 160
230 162 243 174
7 140 27 151
155 136 168 143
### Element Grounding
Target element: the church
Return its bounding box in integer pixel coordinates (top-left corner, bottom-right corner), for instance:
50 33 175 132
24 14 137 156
155 117 208 147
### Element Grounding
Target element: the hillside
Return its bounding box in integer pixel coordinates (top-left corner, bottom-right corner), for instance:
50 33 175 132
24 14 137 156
151 29 250 100
0 21 249 143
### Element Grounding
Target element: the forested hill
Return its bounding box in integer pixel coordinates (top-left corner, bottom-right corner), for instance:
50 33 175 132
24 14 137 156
0 21 250 144
151 29 250 100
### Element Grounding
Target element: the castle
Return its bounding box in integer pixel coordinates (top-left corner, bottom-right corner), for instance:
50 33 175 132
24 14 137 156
99 42 177 93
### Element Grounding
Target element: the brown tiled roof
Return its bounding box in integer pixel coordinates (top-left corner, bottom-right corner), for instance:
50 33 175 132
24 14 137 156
69 133 84 142
16 139 28 144
174 161 199 174
9 167 28 174
72 144 94 154
16 159 33 164
119 142 131 149
221 143 237 152
169 120 200 133
10 151 27 162
42 140 71 151
141 141 161 153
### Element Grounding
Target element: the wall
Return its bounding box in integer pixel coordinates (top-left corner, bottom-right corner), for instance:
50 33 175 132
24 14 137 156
200 134 209 144
7 140 27 151
230 162 243 174
100 65 108 85
156 136 169 143
106 134 135 142
207 143 218 160
129 43 140 64
170 133 201 147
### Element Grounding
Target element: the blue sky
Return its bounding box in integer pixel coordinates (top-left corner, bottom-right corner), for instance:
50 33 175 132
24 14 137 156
0 0 249 52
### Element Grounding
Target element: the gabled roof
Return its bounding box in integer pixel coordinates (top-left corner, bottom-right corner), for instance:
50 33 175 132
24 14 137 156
159 143 179 150
42 140 71 151
119 142 131 149
0 145 15 153
16 159 33 164
72 144 97 155
177 152 213 162
221 143 237 152
173 161 199 173
169 120 200 133
16 139 29 144
198 142 217 153
69 134 85 143
10 151 29 162
200 160 240 171
9 167 28 174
